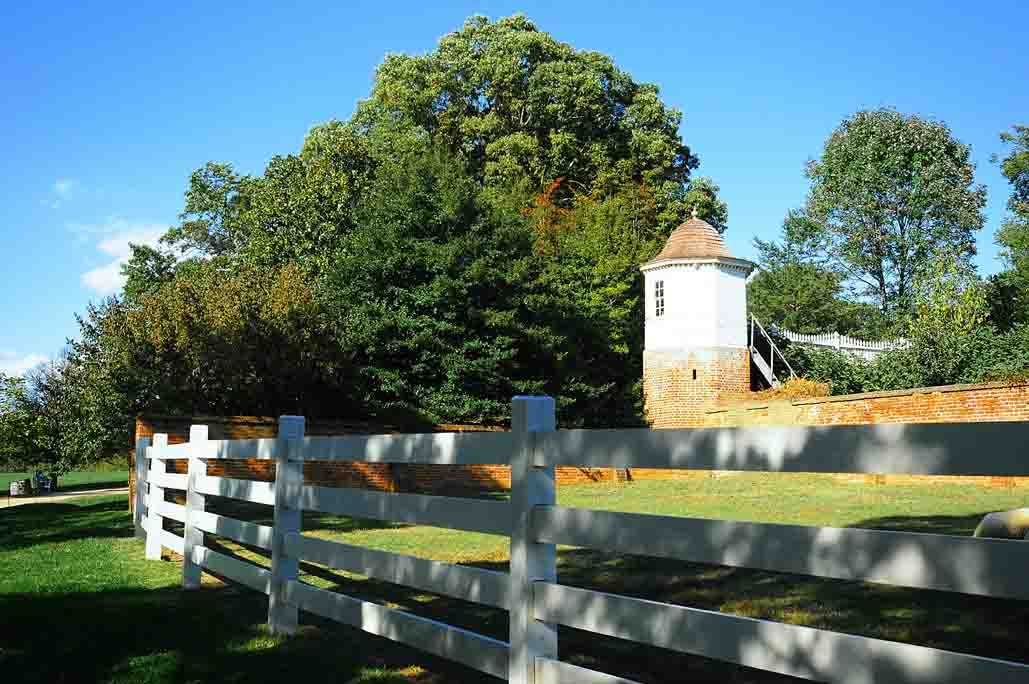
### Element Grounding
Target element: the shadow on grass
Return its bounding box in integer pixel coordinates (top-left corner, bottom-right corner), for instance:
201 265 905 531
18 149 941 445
0 582 496 684
8 496 1029 683
0 499 132 553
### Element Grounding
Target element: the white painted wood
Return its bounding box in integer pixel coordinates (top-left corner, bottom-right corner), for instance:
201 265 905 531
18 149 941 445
134 437 151 539
194 511 274 550
208 438 278 460
182 425 208 588
535 658 642 684
145 434 169 560
193 545 271 594
285 580 509 680
538 422 1029 476
533 506 1029 600
194 475 276 505
299 486 511 536
286 533 509 609
291 432 516 464
159 528 185 555
269 415 304 635
150 472 189 491
534 582 1029 684
148 441 198 459
510 396 557 684
147 499 186 523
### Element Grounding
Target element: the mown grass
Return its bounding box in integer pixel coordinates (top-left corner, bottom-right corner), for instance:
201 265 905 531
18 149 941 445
2 475 1028 683
1 464 129 494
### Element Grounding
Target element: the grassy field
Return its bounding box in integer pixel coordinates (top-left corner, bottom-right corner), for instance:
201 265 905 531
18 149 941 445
1 459 128 494
2 475 1028 683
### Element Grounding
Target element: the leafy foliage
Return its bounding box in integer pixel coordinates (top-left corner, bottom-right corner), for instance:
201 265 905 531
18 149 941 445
805 109 987 318
990 125 1029 329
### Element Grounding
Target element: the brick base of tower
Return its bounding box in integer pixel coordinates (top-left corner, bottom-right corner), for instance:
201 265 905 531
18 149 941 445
643 347 751 428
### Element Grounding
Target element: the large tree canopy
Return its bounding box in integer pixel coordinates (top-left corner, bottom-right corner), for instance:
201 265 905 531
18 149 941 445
345 15 696 217
805 109 987 317
35 14 716 464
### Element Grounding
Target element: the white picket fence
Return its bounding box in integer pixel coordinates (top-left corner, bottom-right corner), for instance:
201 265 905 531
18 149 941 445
133 397 1029 684
776 327 909 360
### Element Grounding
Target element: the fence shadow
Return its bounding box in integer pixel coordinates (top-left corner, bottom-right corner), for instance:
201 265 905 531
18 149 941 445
0 499 132 553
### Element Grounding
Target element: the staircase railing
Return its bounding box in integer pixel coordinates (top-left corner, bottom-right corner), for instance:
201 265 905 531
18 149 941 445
749 314 795 386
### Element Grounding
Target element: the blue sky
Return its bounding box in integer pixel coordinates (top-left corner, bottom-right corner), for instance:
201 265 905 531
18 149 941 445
2 0 1026 374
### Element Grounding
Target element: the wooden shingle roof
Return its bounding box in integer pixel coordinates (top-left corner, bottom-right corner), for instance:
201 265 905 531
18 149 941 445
646 216 732 264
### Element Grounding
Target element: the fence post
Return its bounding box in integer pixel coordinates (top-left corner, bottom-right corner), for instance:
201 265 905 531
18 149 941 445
269 415 305 635
834 331 842 351
144 433 168 560
509 396 557 684
134 436 151 539
182 425 208 588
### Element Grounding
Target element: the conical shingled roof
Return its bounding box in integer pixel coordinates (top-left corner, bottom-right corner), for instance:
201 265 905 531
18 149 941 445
647 216 732 264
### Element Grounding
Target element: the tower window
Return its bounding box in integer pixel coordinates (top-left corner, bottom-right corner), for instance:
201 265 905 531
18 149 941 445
655 280 665 317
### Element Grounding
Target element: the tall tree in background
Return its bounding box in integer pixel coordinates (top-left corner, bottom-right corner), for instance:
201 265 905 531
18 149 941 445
342 14 696 226
990 125 1029 329
805 109 987 319
748 211 884 336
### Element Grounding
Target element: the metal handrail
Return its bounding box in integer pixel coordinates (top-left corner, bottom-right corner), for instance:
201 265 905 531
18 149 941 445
750 314 795 380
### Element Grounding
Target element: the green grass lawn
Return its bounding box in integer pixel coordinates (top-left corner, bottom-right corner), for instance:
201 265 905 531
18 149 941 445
1 464 129 494
2 475 1028 683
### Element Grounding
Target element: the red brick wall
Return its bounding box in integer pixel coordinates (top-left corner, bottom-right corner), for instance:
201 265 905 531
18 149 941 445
643 347 750 428
649 381 1029 487
129 415 620 511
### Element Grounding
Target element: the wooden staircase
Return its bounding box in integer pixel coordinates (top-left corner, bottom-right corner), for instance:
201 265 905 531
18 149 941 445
749 315 794 389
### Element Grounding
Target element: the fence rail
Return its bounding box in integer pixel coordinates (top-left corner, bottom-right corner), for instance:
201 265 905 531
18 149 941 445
134 398 1029 683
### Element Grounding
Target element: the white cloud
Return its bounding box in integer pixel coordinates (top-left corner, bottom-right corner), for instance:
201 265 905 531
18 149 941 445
0 351 48 377
73 219 169 295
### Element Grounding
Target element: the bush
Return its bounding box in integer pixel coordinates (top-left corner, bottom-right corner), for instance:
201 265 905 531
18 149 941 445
750 377 831 401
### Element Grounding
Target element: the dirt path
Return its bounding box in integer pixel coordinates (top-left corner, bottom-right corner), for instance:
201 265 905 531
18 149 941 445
2 487 128 508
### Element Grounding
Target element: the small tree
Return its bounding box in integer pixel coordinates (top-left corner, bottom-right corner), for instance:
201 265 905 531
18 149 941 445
904 255 991 387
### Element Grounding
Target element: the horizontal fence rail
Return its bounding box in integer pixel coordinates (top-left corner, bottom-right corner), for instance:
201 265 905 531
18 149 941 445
193 546 271 594
533 506 1029 600
299 485 512 536
286 533 510 609
293 432 517 464
135 400 1029 684
285 579 510 679
194 511 274 550
534 583 1029 684
539 422 1029 475
195 475 276 505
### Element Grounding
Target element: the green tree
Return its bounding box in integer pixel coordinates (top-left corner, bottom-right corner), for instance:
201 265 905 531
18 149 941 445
121 244 177 303
343 15 696 225
682 177 729 233
990 125 1029 329
805 109 987 318
748 211 886 336
0 374 35 471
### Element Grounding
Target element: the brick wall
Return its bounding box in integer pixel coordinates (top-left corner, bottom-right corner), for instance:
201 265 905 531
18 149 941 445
643 380 1029 487
130 415 619 511
642 347 750 428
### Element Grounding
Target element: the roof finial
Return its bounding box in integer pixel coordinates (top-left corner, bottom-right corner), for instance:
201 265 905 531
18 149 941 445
691 206 700 219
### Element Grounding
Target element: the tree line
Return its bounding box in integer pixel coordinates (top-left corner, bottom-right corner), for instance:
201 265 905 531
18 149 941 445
2 15 1027 476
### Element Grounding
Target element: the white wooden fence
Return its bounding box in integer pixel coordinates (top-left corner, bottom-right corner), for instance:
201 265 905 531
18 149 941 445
133 397 1029 683
776 327 909 360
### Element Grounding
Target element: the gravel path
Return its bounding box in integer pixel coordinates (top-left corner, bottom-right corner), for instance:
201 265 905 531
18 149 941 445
2 487 128 508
